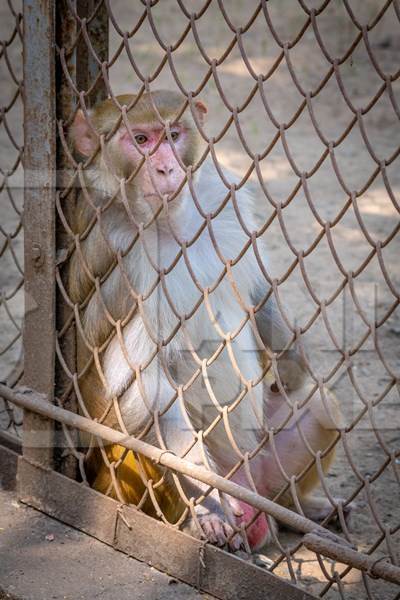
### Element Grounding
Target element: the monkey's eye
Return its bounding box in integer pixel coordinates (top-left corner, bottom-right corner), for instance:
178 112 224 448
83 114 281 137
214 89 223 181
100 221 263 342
135 134 148 145
170 131 179 142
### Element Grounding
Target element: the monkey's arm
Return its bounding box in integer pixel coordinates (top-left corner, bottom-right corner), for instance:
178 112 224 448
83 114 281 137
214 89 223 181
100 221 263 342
252 287 307 391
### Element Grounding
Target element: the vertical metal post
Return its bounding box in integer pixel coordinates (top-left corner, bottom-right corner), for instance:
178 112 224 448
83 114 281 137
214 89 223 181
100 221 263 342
22 0 109 476
22 0 56 467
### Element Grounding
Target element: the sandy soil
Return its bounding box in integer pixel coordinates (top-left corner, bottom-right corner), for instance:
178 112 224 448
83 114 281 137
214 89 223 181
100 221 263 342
0 1 399 598
0 484 216 600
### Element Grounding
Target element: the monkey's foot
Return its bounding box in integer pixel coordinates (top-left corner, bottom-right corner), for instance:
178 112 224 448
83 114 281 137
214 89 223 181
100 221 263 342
234 502 277 551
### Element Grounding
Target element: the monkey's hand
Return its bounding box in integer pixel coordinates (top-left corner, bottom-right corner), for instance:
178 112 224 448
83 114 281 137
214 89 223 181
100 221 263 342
198 511 243 550
184 500 244 551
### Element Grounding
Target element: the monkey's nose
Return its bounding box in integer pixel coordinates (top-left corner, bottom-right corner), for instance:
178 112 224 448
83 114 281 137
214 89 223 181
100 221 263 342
156 166 174 176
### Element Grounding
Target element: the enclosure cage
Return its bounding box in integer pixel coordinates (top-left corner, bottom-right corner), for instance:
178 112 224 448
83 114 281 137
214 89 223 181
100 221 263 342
0 1 400 599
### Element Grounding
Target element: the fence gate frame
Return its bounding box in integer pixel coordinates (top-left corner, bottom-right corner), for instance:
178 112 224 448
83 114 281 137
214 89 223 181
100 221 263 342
16 2 316 598
0 1 399 599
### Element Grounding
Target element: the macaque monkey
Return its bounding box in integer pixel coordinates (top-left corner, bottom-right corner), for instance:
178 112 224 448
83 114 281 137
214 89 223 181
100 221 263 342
68 90 343 551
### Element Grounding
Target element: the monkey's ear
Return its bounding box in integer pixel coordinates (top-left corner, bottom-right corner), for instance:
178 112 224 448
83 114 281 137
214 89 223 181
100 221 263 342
194 100 207 126
70 108 97 157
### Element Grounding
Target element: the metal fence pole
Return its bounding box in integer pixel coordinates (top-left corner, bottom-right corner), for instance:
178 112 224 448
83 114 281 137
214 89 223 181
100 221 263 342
22 0 57 468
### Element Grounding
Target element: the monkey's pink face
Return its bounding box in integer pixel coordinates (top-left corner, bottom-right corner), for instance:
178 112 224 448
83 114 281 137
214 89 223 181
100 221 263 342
119 124 187 198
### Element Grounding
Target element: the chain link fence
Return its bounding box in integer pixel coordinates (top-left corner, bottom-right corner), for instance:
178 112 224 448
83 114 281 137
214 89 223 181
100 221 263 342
1 1 399 599
0 1 23 447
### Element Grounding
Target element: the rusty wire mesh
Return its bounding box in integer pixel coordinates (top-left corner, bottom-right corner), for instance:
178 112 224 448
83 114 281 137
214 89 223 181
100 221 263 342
0 0 24 442
54 1 400 598
51 0 400 598
2 0 397 598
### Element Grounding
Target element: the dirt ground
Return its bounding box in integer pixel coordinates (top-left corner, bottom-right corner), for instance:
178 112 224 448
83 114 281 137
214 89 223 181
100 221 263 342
0 469 216 600
0 1 399 599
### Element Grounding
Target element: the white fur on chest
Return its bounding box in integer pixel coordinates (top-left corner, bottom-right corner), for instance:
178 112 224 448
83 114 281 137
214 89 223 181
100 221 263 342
102 163 267 440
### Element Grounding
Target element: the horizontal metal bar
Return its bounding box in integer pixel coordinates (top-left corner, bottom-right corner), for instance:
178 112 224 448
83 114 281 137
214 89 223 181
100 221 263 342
303 533 400 586
5 383 399 586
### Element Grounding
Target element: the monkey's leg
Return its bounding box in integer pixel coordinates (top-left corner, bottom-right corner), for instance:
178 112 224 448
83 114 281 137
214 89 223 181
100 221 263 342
266 386 353 529
225 384 345 551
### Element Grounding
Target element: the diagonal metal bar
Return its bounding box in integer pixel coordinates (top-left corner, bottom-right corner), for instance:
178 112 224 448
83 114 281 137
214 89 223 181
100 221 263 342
3 382 400 586
0 382 346 543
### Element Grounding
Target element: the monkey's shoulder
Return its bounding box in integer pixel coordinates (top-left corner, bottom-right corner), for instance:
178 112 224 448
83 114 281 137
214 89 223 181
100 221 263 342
197 161 262 232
